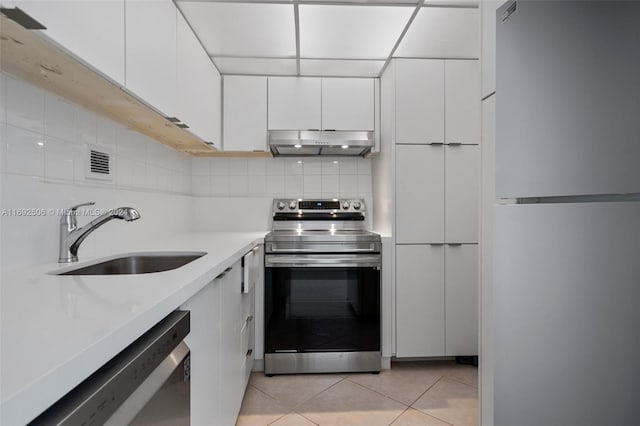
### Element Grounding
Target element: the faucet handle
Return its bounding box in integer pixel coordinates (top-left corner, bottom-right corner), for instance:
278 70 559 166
61 202 95 226
67 201 96 213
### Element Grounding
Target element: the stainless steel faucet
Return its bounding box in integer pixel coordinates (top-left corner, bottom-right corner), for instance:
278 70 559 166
58 202 141 263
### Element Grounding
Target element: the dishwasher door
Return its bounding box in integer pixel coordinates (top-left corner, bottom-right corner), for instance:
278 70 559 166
29 311 190 426
107 342 190 426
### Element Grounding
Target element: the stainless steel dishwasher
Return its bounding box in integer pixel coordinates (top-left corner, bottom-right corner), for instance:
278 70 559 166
29 311 191 426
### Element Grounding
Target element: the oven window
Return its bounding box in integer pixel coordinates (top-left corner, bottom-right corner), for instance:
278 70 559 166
265 267 380 353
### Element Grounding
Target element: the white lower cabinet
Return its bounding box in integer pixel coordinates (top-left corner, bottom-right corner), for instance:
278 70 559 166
395 244 478 358
445 244 478 356
179 246 259 425
396 244 445 357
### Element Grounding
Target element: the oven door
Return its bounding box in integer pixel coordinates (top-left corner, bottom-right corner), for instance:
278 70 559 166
264 254 381 355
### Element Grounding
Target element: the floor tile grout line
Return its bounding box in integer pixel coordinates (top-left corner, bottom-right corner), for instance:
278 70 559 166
249 375 346 409
388 406 411 425
288 376 347 412
408 375 446 408
293 410 321 426
342 377 410 409
441 374 479 389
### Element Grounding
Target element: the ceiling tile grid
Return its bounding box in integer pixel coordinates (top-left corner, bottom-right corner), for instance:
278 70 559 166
177 0 479 77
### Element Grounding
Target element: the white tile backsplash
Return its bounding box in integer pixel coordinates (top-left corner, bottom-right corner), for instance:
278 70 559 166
5 125 45 177
339 158 358 175
1 73 194 270
284 158 304 176
44 93 75 141
285 175 304 195
339 174 358 196
321 158 340 175
44 137 75 182
74 106 97 145
303 158 322 175
303 175 322 194
267 174 285 196
321 174 340 196
247 158 267 176
5 76 44 133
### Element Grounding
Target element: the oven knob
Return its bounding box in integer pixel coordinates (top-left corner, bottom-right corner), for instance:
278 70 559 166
288 201 297 210
342 201 350 210
353 201 362 210
277 201 285 210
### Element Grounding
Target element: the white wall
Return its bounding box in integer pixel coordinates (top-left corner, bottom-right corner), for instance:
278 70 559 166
0 73 192 271
191 156 374 232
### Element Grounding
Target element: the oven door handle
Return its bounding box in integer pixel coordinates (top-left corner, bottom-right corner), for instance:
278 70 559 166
267 242 380 253
265 254 381 268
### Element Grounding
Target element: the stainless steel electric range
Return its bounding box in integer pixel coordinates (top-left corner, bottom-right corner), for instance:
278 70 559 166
264 198 381 375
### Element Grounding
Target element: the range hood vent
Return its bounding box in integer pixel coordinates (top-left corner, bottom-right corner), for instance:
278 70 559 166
268 130 374 157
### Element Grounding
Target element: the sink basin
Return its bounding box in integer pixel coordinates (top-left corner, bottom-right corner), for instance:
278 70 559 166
54 252 207 275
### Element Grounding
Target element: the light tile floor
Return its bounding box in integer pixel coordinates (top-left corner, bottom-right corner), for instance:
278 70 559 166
236 361 478 426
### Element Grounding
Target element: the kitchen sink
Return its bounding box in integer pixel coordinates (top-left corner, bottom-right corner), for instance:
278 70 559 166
54 252 207 275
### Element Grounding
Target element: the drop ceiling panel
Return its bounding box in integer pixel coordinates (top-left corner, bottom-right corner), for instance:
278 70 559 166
213 57 298 75
395 7 480 58
300 59 384 77
302 0 418 3
299 5 414 59
178 2 296 57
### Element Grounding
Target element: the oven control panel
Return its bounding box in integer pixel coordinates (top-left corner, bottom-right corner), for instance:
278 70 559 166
273 199 366 212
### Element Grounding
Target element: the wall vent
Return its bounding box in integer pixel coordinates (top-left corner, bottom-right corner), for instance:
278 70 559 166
85 145 113 181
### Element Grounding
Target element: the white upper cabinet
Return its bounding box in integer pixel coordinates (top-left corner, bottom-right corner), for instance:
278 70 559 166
125 0 177 118
445 244 478 356
321 78 375 131
177 11 221 145
445 145 479 243
268 77 321 130
4 0 125 85
445 60 481 145
396 145 445 244
395 59 445 144
223 76 267 152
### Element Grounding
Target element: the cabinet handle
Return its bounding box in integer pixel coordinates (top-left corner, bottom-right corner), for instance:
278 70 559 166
447 243 463 246
246 315 253 323
246 349 253 357
448 142 462 146
429 243 444 246
215 267 233 280
430 142 444 146
251 246 260 254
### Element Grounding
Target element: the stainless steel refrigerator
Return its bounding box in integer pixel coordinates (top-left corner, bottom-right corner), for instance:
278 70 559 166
494 1 640 425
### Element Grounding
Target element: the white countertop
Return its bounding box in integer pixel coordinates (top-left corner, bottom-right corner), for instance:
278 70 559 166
0 231 266 426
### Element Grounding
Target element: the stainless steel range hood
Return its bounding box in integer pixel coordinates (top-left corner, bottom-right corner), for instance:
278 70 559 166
268 130 374 157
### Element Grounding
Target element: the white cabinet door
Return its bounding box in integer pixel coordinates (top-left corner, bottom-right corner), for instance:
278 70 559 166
396 145 444 244
395 59 444 144
176 12 221 144
268 77 321 130
445 145 479 243
396 244 445 357
180 281 221 426
219 261 243 425
445 244 478 356
445 60 481 145
321 78 375 131
125 0 176 117
5 0 125 85
223 76 267 152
